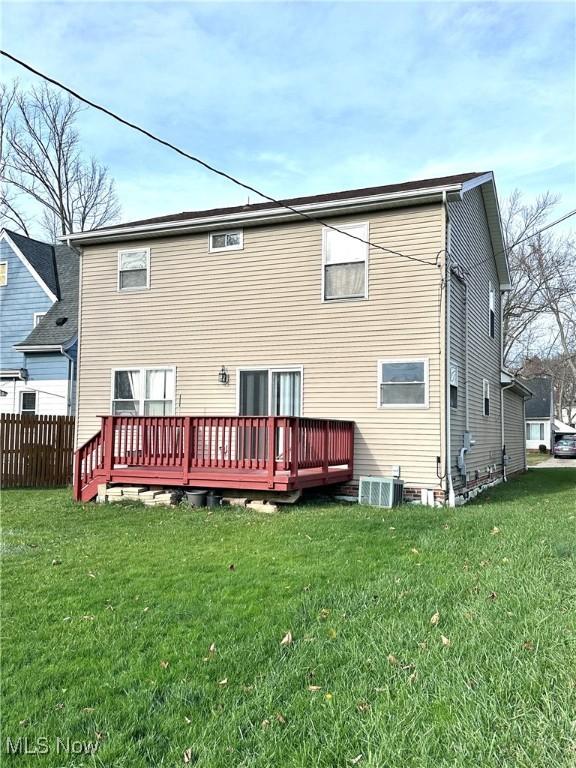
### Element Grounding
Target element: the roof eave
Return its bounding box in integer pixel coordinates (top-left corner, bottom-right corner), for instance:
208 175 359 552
60 183 465 245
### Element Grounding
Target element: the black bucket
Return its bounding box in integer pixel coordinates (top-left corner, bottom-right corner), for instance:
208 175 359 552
206 492 222 509
186 489 208 507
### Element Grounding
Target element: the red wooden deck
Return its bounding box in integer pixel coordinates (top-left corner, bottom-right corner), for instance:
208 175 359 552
74 415 355 502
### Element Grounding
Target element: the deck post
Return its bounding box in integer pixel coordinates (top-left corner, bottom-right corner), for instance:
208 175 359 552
103 416 114 481
267 416 276 488
290 418 300 482
322 420 329 478
182 417 191 483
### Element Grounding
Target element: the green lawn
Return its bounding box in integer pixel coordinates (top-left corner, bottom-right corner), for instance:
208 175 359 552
2 470 576 767
526 452 550 466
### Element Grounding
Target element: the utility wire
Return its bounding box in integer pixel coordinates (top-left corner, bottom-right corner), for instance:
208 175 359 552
1 50 437 268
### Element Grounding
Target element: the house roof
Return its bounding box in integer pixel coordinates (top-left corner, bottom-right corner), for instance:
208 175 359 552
4 229 60 299
523 377 553 419
14 243 79 351
61 170 510 285
95 171 484 231
554 418 576 434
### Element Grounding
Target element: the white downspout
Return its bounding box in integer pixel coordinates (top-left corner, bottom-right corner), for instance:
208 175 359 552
500 288 511 480
443 191 455 507
501 381 515 482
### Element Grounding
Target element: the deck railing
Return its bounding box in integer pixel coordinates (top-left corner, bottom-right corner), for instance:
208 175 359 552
74 415 354 501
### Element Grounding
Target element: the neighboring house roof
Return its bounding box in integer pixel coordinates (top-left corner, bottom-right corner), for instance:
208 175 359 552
554 418 576 435
14 243 79 351
523 377 553 419
3 229 60 300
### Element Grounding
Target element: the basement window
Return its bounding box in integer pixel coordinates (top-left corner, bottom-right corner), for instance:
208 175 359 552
209 230 243 252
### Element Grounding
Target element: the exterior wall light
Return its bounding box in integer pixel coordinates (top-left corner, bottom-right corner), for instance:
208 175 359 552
218 366 230 385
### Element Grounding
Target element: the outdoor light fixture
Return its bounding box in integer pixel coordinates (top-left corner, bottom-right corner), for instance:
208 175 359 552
218 366 230 385
0 389 7 397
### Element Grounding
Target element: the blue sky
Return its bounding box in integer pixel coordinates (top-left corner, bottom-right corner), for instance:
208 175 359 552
2 1 575 229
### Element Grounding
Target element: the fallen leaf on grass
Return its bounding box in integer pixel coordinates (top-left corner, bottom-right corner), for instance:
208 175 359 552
350 754 363 764
209 643 217 655
19 719 29 727
441 635 451 647
184 716 192 724
491 526 501 535
522 640 535 651
319 608 330 620
81 707 95 713
418 641 428 650
387 654 398 665
275 712 286 724
280 631 293 646
356 701 371 713
324 692 333 701
183 747 195 764
261 719 270 730
488 591 497 600
160 660 170 669
410 548 420 555
81 615 95 621
430 611 440 626
407 672 418 685
88 572 96 578
218 678 228 686
51 559 62 566
327 628 337 639
307 685 322 692
228 564 236 571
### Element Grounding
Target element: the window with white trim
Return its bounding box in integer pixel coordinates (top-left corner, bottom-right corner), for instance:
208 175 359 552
112 367 175 415
238 367 302 416
20 391 36 415
33 312 46 327
322 223 368 300
209 230 243 252
118 249 149 291
488 282 495 338
379 359 428 407
450 362 459 409
482 379 490 416
526 422 545 441
0 262 7 286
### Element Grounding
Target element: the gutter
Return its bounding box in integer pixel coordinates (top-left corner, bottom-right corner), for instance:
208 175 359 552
59 185 464 245
443 190 455 507
12 335 78 354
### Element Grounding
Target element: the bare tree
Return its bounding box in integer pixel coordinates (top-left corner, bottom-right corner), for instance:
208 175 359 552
0 81 30 235
1 81 120 239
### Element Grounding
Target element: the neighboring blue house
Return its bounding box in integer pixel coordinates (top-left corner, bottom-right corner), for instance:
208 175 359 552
0 229 78 416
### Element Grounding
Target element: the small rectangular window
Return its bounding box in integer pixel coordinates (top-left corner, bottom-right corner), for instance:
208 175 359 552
483 379 490 416
488 282 495 338
33 312 46 327
526 422 545 441
323 223 368 301
450 362 458 409
112 367 175 415
209 230 243 252
20 391 37 415
118 249 149 291
0 262 7 286
379 359 428 408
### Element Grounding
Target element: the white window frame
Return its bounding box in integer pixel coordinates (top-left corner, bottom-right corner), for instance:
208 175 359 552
450 362 459 409
20 390 37 415
117 248 150 292
488 281 495 338
377 357 429 410
110 366 176 415
235 365 304 416
526 422 545 441
33 312 46 327
0 261 7 287
209 230 244 253
482 378 490 417
321 222 369 302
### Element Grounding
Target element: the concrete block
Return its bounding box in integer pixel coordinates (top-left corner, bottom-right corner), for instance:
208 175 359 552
247 501 279 514
222 497 248 507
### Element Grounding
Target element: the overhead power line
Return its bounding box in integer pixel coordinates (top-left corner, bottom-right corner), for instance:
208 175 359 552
1 49 437 268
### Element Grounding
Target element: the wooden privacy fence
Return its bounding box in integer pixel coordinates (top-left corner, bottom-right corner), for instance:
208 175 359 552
1 414 75 488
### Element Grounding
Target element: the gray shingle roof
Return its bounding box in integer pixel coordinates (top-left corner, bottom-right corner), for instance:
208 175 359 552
17 243 79 349
5 229 60 298
523 377 553 419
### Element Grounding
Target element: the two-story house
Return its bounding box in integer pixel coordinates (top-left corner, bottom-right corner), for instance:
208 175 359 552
66 171 529 505
0 229 78 416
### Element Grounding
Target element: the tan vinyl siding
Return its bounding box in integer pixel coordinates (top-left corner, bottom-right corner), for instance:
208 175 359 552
77 204 445 488
449 187 503 487
503 389 526 475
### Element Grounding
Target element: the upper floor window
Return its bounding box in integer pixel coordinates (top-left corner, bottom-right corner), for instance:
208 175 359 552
378 358 429 408
322 223 368 301
209 230 243 252
112 367 175 415
33 312 46 327
20 391 37 415
483 379 490 416
450 362 459 409
488 282 495 338
0 261 7 286
118 249 149 291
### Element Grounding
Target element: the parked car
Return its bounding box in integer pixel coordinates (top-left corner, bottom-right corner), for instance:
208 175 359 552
553 437 576 458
